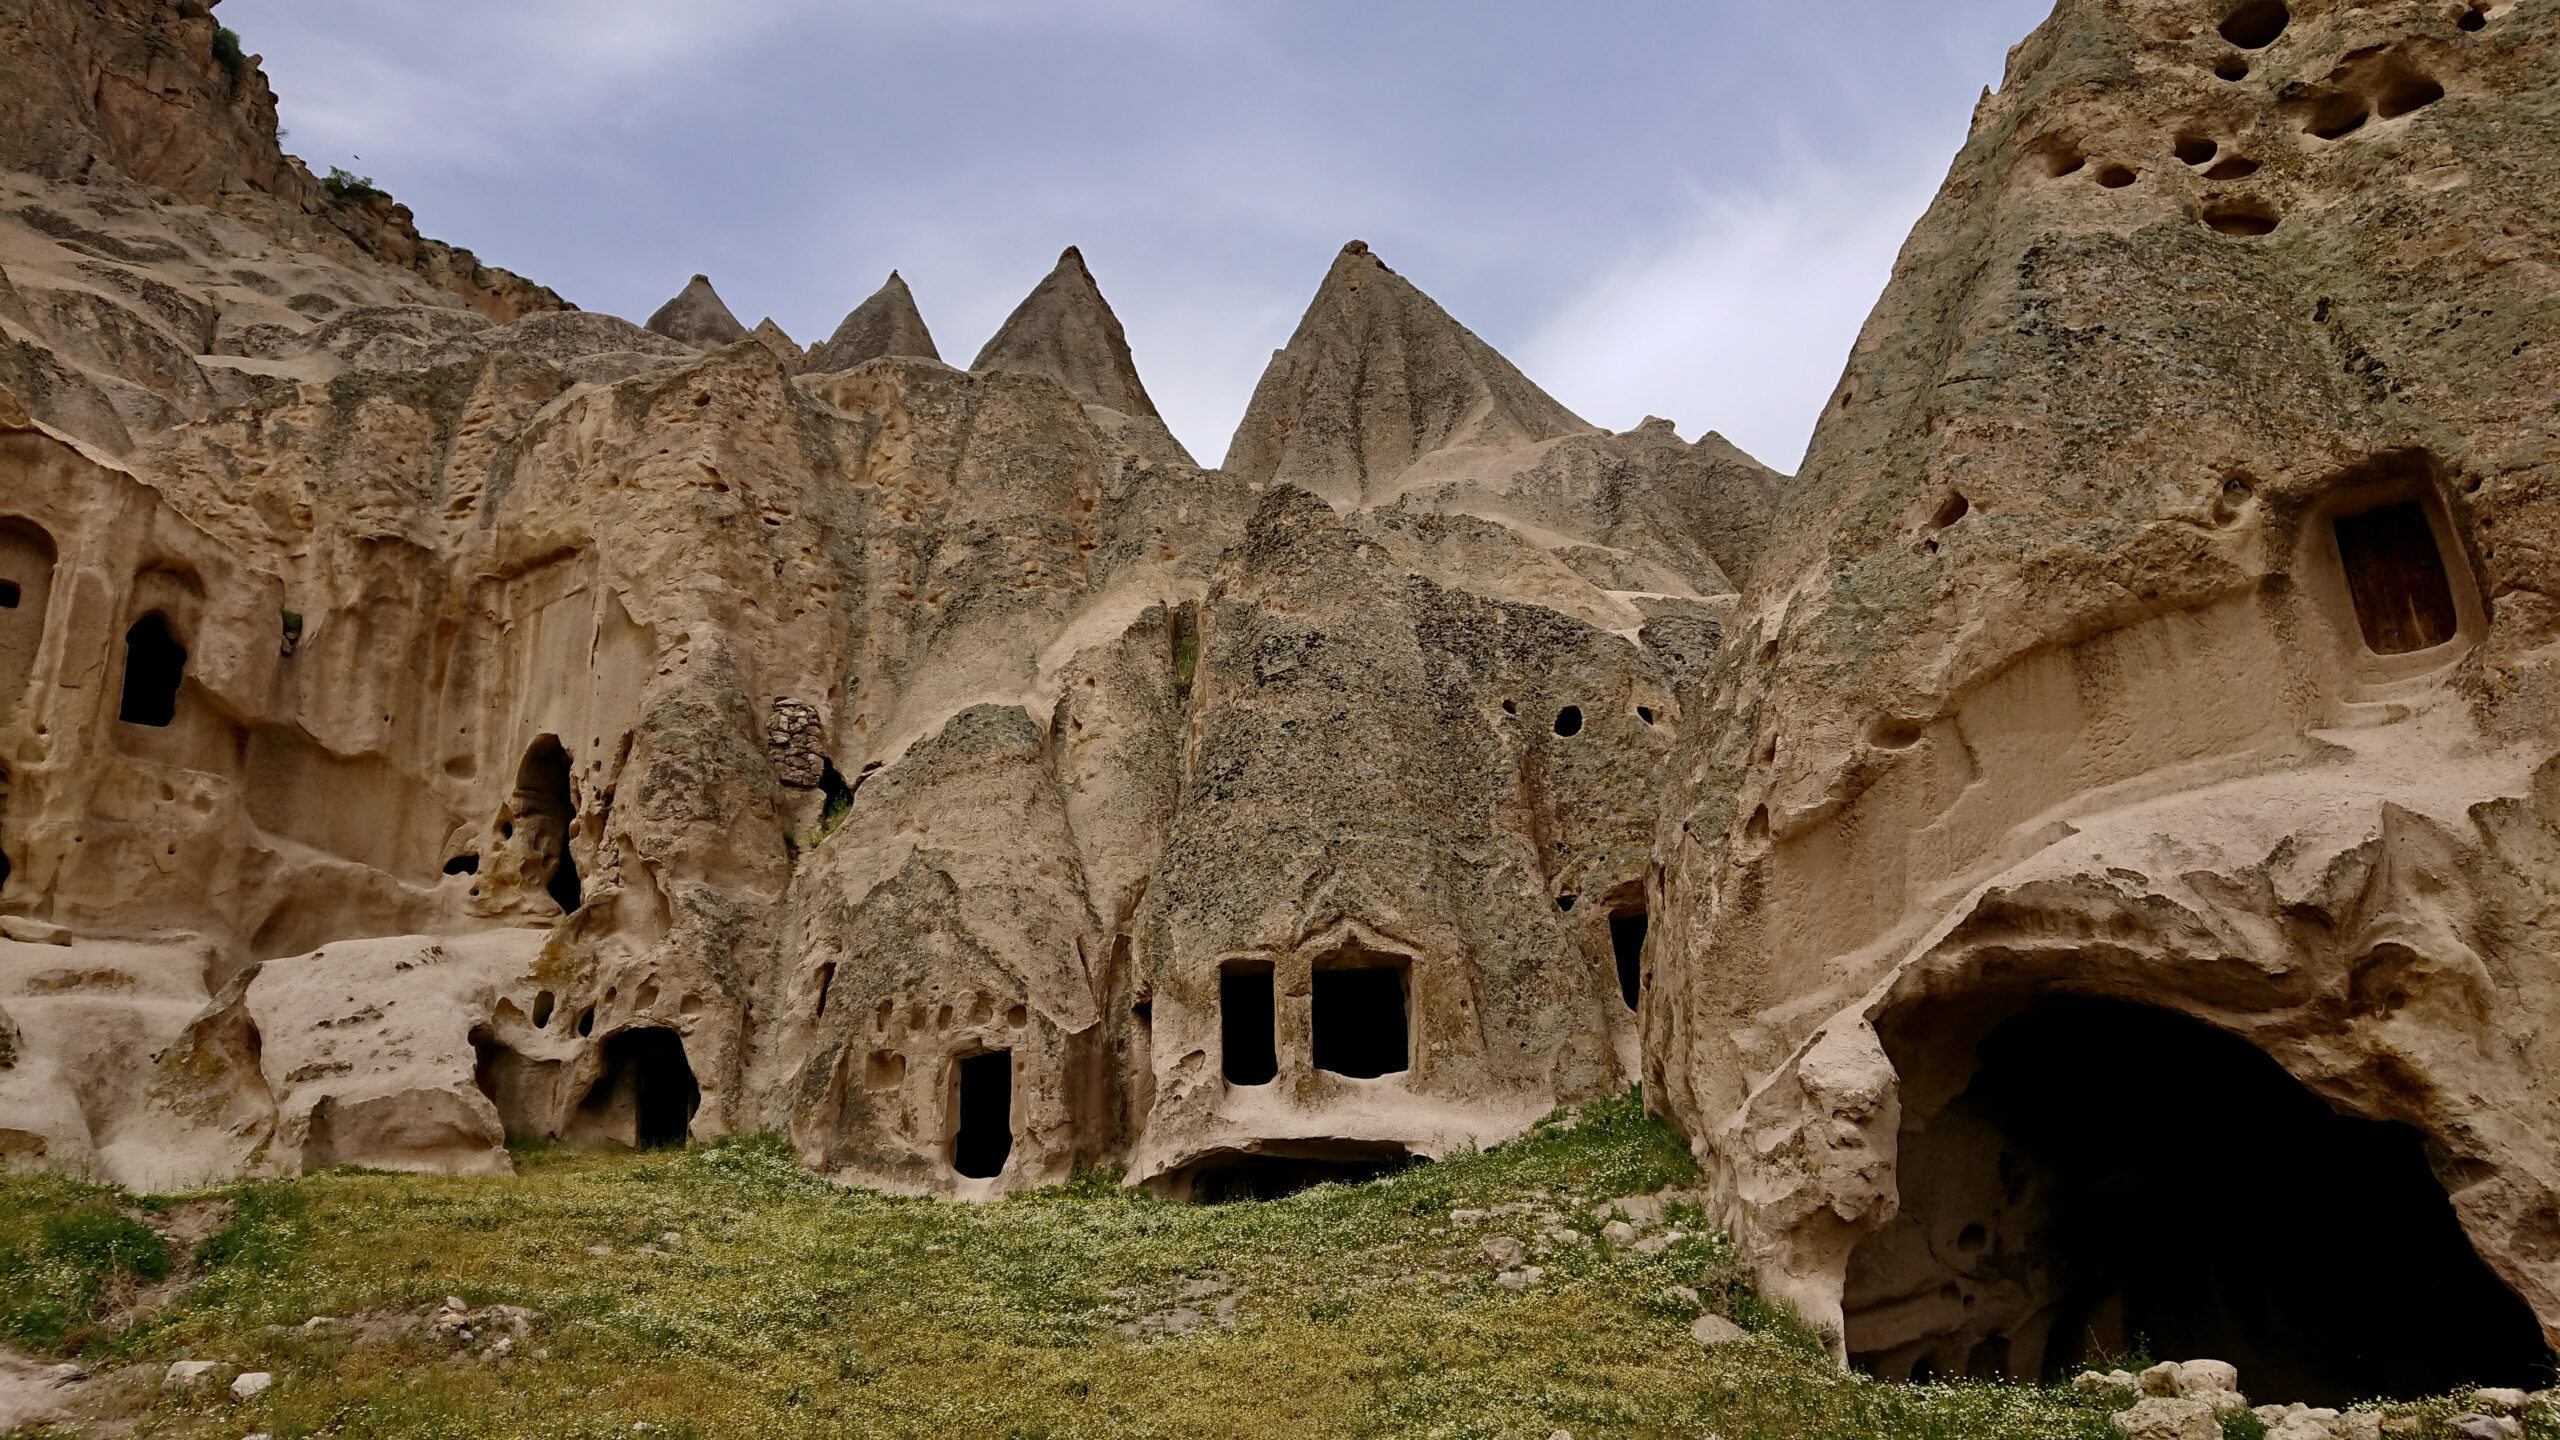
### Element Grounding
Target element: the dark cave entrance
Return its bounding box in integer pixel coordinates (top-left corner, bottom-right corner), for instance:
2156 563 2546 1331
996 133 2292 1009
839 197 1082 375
2333 500 2460 655
951 1049 1013 1179
514 736 582 914
1845 996 2547 1405
1609 910 1647 1011
581 1027 698 1149
1182 1142 1417 1203
117 613 186 726
1311 958 1408 1079
1220 960 1277 1085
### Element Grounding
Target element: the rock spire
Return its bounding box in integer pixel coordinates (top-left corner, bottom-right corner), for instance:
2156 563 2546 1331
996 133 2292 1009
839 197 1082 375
807 271 940 372
1222 240 1595 509
970 246 1161 420
644 274 750 349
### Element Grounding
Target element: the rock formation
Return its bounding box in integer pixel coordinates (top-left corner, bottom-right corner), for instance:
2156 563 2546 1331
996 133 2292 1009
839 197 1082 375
1644 0 2560 1403
0 0 1766 1208
645 275 751 350
1 0 2556 1407
806 271 939 372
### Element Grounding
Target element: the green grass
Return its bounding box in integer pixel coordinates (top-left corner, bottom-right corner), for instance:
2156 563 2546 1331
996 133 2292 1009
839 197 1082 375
0 1093 2495 1439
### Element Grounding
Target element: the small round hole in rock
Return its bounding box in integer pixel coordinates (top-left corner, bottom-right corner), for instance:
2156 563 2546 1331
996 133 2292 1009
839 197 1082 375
2215 57 2250 80
1557 894 1577 912
2204 203 2280 236
2042 148 2086 179
532 991 555 1028
1500 698 1517 715
1553 705 1583 737
2173 136 2218 165
2218 0 2289 48
1637 706 1655 725
1867 716 1926 750
2094 164 2137 188
2457 7 2486 30
2203 156 2261 180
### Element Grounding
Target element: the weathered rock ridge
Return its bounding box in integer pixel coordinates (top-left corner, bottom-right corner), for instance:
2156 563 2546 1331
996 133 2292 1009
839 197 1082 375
2 0 2557 1406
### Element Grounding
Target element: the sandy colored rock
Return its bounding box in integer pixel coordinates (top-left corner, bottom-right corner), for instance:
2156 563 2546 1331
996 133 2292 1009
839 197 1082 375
645 275 749 350
806 271 939 372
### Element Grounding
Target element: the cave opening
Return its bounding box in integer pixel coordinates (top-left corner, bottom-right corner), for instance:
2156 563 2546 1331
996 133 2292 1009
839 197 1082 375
951 1049 1013 1179
118 613 186 726
1183 1142 1418 1203
580 1027 698 1149
514 736 582 914
2334 500 2460 655
1609 911 1647 1011
1220 960 1277 1085
1845 996 2547 1405
1311 959 1408 1079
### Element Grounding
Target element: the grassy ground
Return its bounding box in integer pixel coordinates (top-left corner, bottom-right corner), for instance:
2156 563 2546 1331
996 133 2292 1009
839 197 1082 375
0 1094 2530 1439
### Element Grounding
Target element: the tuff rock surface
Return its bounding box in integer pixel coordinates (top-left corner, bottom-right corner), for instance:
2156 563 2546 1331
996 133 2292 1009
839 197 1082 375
0 0 1767 1205
1642 0 2560 1397
1 0 2558 1407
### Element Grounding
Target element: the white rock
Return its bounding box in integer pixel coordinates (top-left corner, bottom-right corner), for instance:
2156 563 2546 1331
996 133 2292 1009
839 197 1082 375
2473 1389 2530 1416
1601 1220 1640 1247
2075 1370 2139 1401
2175 1358 2240 1398
0 916 72 944
2112 1396 2219 1440
1660 1283 1700 1310
2137 1361 2184 1397
2447 1415 2522 1440
231 1371 272 1400
164 1360 222 1387
1479 1235 1526 1271
1690 1313 1747 1346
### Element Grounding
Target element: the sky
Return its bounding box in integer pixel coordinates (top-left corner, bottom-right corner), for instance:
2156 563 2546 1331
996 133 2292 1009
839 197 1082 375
218 1 2053 473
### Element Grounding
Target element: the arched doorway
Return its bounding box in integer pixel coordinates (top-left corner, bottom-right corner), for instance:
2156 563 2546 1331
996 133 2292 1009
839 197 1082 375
511 736 581 914
1845 996 2547 1404
576 1027 699 1148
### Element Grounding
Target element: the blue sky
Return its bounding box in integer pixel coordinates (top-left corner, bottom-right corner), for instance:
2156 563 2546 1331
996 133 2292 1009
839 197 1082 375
219 1 2053 471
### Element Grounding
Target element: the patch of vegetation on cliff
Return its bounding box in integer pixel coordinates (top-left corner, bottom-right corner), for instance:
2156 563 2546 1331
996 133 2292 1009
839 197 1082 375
0 1097 2276 1438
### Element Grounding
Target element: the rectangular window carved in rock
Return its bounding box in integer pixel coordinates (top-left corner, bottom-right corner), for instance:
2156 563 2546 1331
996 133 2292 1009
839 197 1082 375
2333 501 2459 655
1220 960 1277 1085
952 1049 1012 1178
1312 963 1408 1078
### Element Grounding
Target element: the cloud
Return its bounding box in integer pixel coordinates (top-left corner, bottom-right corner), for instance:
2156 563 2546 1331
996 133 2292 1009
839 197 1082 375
1518 160 1946 475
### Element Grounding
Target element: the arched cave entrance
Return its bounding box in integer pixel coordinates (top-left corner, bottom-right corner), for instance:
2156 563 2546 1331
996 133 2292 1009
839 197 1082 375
1845 996 2547 1405
577 1027 698 1148
513 736 581 914
118 612 186 726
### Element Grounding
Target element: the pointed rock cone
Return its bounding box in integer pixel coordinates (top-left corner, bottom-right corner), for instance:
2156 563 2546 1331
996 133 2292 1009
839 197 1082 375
1222 240 1594 509
970 246 1162 420
807 271 940 372
644 274 750 349
750 317 804 372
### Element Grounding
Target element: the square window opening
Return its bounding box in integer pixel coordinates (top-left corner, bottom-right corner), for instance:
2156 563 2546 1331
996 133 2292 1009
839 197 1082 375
1312 963 1408 1078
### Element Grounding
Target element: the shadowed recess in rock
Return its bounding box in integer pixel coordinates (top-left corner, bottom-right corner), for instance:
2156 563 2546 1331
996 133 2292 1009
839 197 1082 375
1220 960 1278 1086
1311 960 1408 1079
579 1026 698 1149
1609 910 1647 1011
116 612 183 726
2334 500 2460 655
951 1049 1013 1179
1847 998 2549 1405
1182 1142 1418 1203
